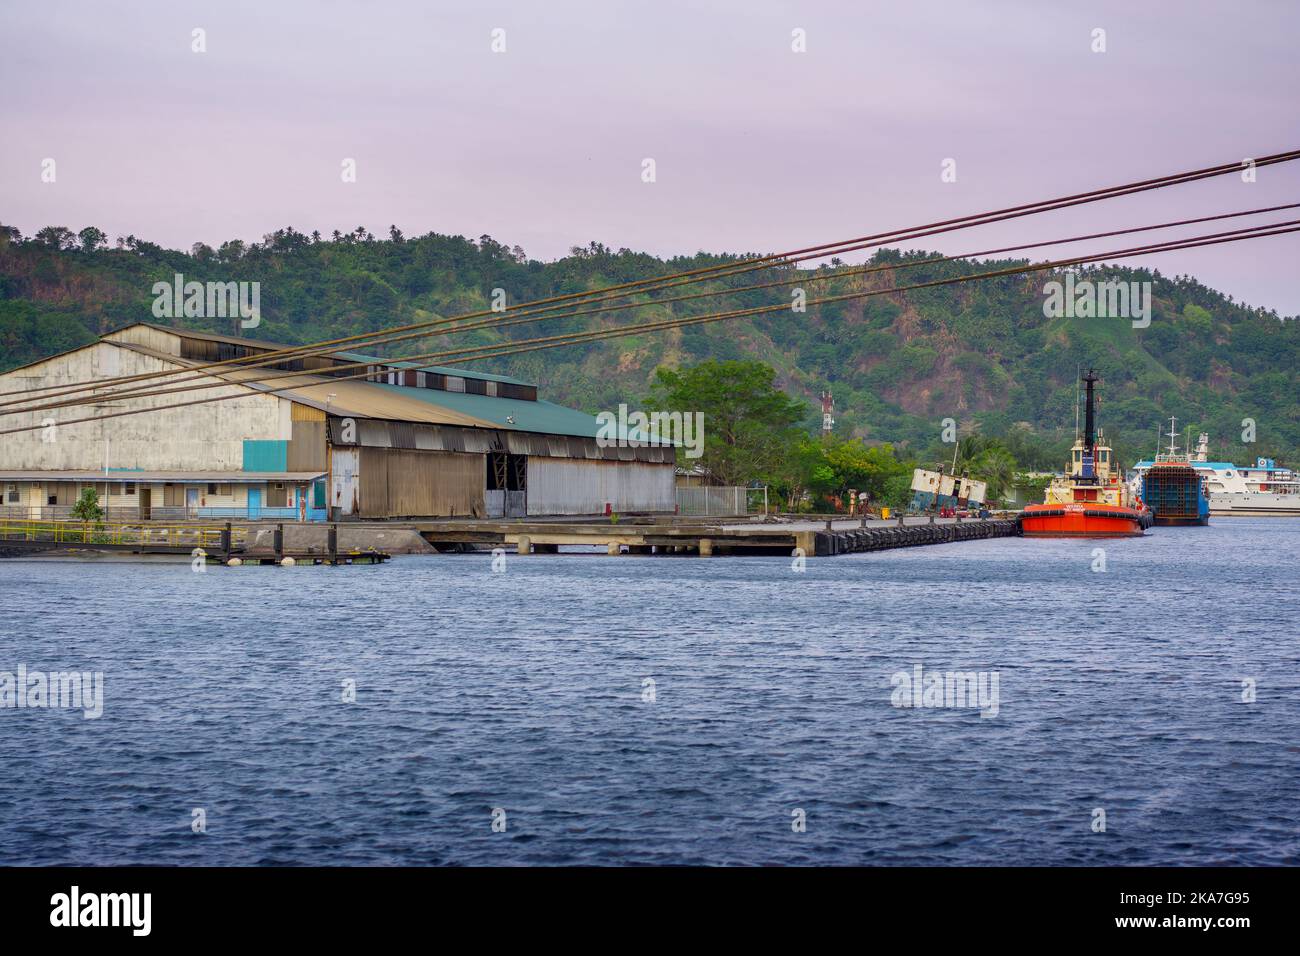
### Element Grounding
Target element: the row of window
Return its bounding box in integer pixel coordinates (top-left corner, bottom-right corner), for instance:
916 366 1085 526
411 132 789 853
1072 449 1111 463
2 481 279 505
364 365 538 401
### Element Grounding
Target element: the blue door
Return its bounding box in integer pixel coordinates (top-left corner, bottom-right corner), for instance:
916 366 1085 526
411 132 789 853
247 487 262 519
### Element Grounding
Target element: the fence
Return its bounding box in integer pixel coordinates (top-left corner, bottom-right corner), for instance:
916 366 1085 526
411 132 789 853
0 519 250 552
675 486 749 517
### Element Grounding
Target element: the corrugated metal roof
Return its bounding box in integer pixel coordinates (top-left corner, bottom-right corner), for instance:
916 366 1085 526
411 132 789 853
372 382 605 437
106 322 282 352
370 382 670 443
111 340 500 428
106 330 669 442
107 322 534 386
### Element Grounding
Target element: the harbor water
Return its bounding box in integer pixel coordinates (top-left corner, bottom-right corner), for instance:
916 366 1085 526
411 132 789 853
0 518 1296 865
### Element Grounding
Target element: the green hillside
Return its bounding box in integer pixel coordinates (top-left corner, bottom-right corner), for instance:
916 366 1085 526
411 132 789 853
1 223 1296 470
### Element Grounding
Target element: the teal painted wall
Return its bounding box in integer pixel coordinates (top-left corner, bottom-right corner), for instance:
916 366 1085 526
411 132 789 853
242 439 287 472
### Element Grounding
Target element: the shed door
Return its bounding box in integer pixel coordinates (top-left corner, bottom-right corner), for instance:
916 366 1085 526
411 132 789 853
332 447 359 516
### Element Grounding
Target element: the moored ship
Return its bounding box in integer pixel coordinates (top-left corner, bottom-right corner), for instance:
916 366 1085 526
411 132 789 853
1131 433 1300 517
1138 418 1210 526
1019 370 1152 537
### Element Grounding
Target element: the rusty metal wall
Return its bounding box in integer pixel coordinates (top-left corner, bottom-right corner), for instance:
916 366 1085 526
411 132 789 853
357 447 484 518
287 420 327 471
526 459 675 516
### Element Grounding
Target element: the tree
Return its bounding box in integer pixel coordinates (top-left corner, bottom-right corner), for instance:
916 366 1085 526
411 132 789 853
34 225 76 250
216 239 246 262
970 444 1017 502
77 226 107 252
647 360 806 486
71 487 104 523
799 436 912 508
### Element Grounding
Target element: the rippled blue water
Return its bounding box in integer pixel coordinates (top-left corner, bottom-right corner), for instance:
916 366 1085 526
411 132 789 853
0 518 1296 866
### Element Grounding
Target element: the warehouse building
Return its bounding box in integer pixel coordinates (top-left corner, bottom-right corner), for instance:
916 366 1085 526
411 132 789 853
0 323 676 520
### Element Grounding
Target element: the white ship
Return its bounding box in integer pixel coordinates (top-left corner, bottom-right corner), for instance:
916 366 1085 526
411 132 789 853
1131 433 1300 517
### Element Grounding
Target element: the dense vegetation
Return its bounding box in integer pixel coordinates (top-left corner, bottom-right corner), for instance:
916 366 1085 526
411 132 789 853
2 222 1296 484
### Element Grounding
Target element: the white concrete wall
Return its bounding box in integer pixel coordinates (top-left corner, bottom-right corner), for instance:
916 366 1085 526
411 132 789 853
0 342 291 471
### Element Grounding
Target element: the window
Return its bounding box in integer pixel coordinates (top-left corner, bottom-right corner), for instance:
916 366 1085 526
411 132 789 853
5 484 18 504
487 453 527 491
123 482 136 495
206 483 218 494
217 483 231 496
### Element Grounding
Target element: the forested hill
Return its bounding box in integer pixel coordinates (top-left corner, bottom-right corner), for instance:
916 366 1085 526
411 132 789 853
1 223 1296 467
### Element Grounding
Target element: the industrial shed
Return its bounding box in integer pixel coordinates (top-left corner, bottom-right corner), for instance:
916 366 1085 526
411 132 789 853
0 323 677 521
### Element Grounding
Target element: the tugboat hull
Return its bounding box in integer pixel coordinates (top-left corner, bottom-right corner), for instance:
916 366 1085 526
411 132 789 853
1019 504 1148 537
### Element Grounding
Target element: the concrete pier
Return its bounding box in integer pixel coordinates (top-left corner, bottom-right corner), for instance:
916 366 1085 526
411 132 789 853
411 516 1020 557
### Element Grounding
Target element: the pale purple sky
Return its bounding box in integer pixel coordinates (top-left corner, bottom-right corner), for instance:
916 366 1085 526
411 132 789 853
3 0 1298 314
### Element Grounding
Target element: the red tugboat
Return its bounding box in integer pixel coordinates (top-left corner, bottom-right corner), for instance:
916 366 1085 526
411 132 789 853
1019 370 1152 537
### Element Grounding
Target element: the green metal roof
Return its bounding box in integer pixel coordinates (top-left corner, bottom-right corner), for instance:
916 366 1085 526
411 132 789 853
372 382 663 442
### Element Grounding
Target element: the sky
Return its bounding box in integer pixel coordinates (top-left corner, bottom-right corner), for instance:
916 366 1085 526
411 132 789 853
2 0 1298 314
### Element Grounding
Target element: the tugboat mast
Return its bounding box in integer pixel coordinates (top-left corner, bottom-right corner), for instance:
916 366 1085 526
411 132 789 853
1081 369 1100 482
